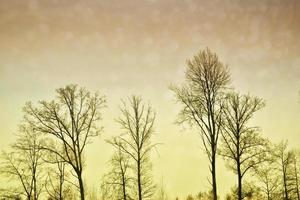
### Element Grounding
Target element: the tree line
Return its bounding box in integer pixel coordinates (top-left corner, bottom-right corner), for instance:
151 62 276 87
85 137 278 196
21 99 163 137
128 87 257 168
0 48 299 200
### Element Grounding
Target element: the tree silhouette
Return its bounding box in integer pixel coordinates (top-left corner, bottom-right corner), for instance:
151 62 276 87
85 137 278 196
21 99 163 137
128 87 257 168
254 152 281 200
101 145 132 200
170 48 230 200
275 141 296 200
45 154 71 200
219 92 267 200
0 125 45 200
109 95 156 200
291 150 300 200
23 84 106 200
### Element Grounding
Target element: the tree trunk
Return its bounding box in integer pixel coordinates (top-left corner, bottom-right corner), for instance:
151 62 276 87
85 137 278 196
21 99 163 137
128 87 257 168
59 164 64 200
212 152 217 200
281 156 289 200
266 183 271 200
59 179 63 200
137 159 142 200
33 168 37 200
122 173 127 200
237 164 242 200
78 172 85 200
283 172 289 200
237 136 242 200
267 191 271 200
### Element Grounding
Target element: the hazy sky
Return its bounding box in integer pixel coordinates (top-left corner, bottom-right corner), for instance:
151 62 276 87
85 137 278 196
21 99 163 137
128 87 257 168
1 0 300 198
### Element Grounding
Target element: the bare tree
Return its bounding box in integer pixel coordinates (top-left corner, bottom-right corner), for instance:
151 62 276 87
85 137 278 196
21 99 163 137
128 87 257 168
254 157 281 200
0 125 45 200
170 48 230 200
110 95 156 200
292 150 300 200
45 155 71 200
219 92 267 200
99 181 111 200
275 141 295 200
101 144 132 200
23 84 106 200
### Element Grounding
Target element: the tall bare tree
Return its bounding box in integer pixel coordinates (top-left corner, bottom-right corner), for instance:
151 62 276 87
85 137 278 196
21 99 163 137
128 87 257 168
101 144 132 200
275 141 295 200
110 95 156 200
23 84 106 200
0 125 45 200
170 48 230 200
219 92 267 200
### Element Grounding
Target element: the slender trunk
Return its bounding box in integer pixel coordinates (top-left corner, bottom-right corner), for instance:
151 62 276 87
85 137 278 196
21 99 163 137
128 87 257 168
59 176 63 200
59 162 64 200
209 95 217 200
267 191 270 200
60 187 63 200
33 167 37 200
137 159 142 200
119 150 127 200
284 177 289 199
122 174 127 200
33 180 37 200
78 171 85 200
135 102 142 200
212 151 217 200
236 129 242 200
280 154 289 200
266 181 271 200
237 164 242 200
283 169 289 200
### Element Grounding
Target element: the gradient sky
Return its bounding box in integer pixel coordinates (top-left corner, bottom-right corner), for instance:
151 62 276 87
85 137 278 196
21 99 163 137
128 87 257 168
1 0 300 199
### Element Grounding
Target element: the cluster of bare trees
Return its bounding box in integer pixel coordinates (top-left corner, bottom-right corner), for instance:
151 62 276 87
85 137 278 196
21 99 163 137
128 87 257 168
0 48 299 200
253 141 300 200
0 85 106 200
0 125 45 200
220 141 300 200
100 96 156 200
171 48 300 200
0 87 157 200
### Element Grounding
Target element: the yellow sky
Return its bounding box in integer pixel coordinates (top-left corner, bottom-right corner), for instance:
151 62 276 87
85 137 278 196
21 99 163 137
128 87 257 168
1 0 300 198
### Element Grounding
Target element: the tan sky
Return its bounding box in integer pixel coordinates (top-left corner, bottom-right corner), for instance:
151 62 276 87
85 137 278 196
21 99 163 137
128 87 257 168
1 0 300 199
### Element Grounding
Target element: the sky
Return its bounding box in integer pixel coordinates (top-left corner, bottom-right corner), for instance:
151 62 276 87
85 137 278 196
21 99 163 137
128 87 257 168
0 0 300 199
